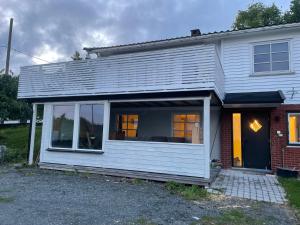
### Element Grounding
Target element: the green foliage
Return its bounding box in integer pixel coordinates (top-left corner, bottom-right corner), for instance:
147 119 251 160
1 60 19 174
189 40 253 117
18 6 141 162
279 177 300 218
71 51 82 60
0 125 42 163
0 195 15 203
0 74 31 122
165 181 209 200
284 0 300 23
200 209 263 225
233 1 300 30
233 3 283 30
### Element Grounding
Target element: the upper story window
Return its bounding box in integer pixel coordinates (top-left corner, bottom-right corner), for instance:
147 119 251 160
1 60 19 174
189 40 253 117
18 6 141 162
254 41 289 73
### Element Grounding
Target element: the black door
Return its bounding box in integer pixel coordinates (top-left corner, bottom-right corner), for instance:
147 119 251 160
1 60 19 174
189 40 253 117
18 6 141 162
242 112 270 169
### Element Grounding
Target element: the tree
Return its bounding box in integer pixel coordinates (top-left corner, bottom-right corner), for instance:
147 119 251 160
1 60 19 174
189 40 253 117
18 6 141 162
71 51 82 60
284 0 300 23
0 73 31 123
233 3 283 30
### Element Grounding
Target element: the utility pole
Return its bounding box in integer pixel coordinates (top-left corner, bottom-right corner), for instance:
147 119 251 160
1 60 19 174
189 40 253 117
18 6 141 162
5 18 13 75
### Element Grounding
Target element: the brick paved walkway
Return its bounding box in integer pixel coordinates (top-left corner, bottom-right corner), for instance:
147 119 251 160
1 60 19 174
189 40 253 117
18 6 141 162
209 169 286 204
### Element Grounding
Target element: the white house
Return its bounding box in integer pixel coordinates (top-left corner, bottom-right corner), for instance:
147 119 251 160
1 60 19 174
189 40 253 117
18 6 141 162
18 23 300 184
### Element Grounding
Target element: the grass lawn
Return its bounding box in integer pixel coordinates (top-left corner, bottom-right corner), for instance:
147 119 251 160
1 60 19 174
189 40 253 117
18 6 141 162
279 177 300 218
0 125 42 163
165 181 209 200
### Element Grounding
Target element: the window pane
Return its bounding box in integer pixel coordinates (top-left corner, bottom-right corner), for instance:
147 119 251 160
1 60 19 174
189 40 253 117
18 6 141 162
254 63 271 72
127 130 137 137
254 54 270 64
271 42 288 53
272 61 289 71
128 115 138 129
122 122 127 129
272 52 289 62
254 44 270 54
174 114 186 122
52 105 75 148
78 104 104 150
174 122 184 130
187 114 200 122
174 130 184 137
289 114 300 143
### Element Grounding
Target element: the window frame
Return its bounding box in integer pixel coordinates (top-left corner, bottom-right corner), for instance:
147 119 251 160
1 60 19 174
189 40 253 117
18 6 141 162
172 113 202 144
117 114 139 138
49 101 106 152
287 112 300 146
252 39 292 75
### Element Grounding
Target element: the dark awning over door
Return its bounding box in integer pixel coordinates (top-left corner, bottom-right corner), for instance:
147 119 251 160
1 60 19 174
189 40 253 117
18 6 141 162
223 91 285 108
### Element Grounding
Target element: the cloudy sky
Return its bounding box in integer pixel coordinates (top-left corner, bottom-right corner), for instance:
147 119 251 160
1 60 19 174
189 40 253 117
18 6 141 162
0 0 291 73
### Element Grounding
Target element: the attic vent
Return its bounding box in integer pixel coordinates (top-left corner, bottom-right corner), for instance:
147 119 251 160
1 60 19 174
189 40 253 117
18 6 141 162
191 29 201 37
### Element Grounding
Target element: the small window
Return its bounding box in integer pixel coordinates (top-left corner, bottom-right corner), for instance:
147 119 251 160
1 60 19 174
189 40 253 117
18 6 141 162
254 41 289 73
78 104 104 150
288 113 300 144
173 114 202 144
116 114 139 138
51 105 75 148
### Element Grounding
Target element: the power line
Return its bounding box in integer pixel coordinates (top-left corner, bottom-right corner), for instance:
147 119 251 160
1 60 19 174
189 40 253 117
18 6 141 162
11 48 52 63
0 45 52 63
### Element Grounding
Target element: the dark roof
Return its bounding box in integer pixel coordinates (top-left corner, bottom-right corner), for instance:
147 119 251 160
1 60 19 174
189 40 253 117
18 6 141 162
84 23 300 54
224 91 285 104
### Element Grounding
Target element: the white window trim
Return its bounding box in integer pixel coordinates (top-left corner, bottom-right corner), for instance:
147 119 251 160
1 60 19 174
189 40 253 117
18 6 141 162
251 39 292 76
49 101 107 152
288 112 300 145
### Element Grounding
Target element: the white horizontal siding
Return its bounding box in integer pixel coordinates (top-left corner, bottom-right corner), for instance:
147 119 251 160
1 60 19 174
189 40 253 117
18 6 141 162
18 44 224 99
223 31 300 104
39 104 207 177
40 141 205 177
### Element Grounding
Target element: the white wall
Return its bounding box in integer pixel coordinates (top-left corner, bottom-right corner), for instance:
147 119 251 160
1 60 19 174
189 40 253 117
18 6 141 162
210 108 221 161
40 103 211 178
222 30 300 104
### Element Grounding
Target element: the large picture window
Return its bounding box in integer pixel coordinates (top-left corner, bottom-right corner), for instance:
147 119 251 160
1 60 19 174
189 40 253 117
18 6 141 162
288 113 300 144
254 41 289 73
109 102 203 144
78 104 104 150
50 103 105 151
51 105 75 148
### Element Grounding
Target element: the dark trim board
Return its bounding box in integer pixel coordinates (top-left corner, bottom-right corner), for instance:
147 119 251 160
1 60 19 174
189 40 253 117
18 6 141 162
21 90 218 103
39 162 220 186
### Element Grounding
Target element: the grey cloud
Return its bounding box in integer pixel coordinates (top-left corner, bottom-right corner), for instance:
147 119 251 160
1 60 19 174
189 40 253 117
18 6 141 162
0 0 291 74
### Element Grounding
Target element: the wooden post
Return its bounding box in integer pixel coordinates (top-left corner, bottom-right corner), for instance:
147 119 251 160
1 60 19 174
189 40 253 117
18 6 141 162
5 18 13 75
102 101 111 149
28 103 37 165
203 96 211 179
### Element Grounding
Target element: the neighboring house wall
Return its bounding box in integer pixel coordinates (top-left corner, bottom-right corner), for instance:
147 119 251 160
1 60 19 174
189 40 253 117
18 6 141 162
222 31 300 104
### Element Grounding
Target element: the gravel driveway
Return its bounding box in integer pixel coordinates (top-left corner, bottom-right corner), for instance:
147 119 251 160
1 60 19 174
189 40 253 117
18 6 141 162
0 166 298 225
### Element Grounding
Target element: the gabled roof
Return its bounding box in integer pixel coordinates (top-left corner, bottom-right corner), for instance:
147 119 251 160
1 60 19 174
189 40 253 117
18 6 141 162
84 23 300 56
